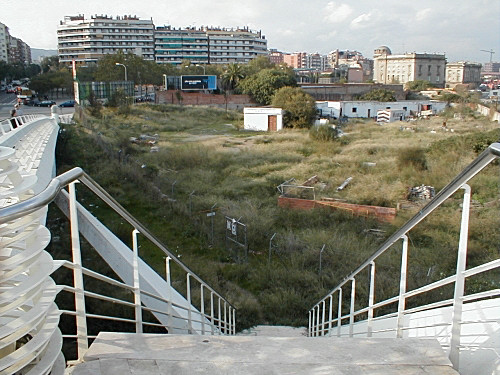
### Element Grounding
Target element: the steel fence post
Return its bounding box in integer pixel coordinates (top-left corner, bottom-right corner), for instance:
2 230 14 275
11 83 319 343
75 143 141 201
349 278 356 337
166 256 172 331
450 184 471 370
397 235 409 338
367 261 375 337
132 229 143 333
69 181 89 360
337 288 342 337
187 274 193 333
328 295 333 336
200 285 205 335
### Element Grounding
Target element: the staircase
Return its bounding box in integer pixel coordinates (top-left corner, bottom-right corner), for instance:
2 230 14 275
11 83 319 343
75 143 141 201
69 333 459 375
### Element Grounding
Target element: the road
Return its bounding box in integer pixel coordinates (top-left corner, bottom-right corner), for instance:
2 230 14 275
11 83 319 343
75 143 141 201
0 92 75 120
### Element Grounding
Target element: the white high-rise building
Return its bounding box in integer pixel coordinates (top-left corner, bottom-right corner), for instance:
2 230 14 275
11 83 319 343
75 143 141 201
57 14 155 65
0 22 9 63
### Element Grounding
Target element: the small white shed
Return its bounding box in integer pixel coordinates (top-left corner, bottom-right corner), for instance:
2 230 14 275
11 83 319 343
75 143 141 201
244 107 284 131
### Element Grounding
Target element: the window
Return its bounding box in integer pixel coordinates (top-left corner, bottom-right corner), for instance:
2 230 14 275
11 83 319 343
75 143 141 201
352 107 357 113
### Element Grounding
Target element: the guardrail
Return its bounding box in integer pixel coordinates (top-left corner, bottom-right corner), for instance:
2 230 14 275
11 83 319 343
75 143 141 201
0 114 44 135
308 143 500 372
0 167 236 365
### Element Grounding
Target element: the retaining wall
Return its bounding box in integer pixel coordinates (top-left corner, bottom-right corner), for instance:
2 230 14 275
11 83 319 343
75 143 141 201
278 196 397 222
157 90 258 110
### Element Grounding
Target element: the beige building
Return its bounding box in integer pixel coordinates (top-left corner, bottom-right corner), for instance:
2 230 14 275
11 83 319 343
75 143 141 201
373 46 446 88
445 62 482 88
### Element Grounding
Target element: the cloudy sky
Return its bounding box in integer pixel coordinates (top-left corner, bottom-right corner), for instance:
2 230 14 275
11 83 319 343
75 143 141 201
1 0 499 63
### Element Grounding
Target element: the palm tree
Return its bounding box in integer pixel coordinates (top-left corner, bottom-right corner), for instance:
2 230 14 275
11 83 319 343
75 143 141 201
221 63 244 94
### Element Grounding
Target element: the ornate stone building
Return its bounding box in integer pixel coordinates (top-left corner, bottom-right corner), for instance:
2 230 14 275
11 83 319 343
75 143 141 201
373 46 446 88
445 62 482 88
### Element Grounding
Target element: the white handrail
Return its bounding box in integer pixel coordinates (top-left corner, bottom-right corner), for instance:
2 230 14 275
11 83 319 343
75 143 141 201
308 143 500 373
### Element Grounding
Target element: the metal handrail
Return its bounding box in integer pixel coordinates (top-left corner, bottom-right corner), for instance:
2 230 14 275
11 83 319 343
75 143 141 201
308 142 500 372
312 142 500 308
0 167 234 309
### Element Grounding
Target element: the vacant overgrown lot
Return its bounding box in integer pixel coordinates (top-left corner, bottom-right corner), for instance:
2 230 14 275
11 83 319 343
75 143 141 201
53 104 499 329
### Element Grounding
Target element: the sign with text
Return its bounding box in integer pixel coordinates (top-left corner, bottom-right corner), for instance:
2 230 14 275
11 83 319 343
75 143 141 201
181 75 217 90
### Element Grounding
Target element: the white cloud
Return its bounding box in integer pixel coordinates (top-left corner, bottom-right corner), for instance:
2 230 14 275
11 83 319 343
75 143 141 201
316 30 338 42
416 8 431 22
324 2 353 23
350 12 373 29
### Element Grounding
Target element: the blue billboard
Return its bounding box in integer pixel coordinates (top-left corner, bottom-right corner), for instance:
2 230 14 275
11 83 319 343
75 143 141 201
181 75 217 90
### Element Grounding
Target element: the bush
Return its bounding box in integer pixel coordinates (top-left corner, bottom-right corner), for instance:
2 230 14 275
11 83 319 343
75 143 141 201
309 125 338 141
397 147 428 171
271 87 317 129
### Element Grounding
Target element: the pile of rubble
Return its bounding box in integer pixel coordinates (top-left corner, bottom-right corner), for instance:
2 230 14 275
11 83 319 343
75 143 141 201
408 185 435 201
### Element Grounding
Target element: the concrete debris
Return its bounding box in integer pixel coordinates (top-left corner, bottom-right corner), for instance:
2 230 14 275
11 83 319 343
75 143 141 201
336 177 353 191
408 185 435 201
363 162 376 167
130 134 159 146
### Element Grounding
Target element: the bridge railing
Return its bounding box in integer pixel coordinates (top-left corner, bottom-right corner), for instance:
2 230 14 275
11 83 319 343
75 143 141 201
0 167 236 364
0 114 44 135
308 142 500 372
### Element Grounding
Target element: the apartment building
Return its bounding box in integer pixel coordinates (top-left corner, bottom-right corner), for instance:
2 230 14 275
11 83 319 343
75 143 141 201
284 52 328 71
373 46 446 87
268 49 284 65
206 27 267 65
57 14 155 65
155 26 208 65
0 22 8 63
59 15 267 66
327 49 363 68
155 26 267 65
0 22 31 64
483 62 500 73
8 37 31 64
445 62 482 88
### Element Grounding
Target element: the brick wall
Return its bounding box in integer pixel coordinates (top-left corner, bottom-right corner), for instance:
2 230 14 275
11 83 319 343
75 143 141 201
278 196 397 222
157 90 258 110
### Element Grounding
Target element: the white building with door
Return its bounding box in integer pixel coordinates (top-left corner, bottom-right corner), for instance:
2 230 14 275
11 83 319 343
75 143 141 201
244 107 283 131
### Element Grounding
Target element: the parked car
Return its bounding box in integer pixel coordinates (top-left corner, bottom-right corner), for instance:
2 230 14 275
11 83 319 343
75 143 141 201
5 85 15 93
38 100 56 107
26 98 41 106
58 100 76 107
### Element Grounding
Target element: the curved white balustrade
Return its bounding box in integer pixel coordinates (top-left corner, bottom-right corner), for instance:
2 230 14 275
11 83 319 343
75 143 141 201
0 145 63 375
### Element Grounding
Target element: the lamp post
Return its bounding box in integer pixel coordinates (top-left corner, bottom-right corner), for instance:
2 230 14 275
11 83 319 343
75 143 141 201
195 64 206 75
115 63 127 81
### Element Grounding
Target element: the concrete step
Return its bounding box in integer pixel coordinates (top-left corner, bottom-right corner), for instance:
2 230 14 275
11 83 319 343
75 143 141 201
69 332 459 375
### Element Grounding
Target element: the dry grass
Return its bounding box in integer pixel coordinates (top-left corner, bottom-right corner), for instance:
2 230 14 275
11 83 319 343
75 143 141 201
61 105 499 330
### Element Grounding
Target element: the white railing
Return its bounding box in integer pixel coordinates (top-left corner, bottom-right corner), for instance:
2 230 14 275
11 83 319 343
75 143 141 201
308 142 500 373
0 114 45 135
0 167 236 370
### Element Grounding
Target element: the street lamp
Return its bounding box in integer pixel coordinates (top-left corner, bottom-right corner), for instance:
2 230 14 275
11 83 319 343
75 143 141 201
195 64 206 74
115 63 127 81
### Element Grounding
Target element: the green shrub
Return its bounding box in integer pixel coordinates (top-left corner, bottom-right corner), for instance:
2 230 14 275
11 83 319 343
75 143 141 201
397 147 428 171
309 125 338 141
